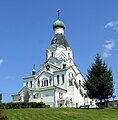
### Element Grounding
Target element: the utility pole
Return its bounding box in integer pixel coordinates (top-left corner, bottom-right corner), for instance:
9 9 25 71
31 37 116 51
112 95 116 107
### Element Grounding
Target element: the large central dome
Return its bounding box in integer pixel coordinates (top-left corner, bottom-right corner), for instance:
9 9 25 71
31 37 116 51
53 19 65 29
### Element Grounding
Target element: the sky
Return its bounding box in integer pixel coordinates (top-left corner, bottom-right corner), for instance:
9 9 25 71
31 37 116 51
0 0 118 102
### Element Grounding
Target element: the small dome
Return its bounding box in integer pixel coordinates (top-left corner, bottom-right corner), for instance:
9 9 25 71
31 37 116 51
53 19 65 29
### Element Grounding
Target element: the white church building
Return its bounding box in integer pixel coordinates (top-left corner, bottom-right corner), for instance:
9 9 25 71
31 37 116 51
12 13 97 108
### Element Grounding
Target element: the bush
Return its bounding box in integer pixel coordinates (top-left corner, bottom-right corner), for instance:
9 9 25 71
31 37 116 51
0 102 49 109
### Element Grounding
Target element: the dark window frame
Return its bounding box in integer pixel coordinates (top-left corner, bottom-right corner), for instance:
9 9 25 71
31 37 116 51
57 75 59 85
62 74 64 84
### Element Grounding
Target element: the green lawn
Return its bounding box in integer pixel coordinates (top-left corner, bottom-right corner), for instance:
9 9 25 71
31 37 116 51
2 108 118 120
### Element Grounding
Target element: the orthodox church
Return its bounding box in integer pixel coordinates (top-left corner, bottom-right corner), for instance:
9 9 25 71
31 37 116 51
12 13 97 108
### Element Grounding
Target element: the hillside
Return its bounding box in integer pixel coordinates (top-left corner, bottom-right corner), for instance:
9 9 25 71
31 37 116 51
2 108 118 120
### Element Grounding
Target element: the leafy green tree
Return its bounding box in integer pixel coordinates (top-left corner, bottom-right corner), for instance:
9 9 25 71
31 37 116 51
0 94 2 103
84 54 114 108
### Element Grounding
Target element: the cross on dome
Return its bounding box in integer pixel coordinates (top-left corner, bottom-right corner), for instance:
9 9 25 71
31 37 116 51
57 10 60 19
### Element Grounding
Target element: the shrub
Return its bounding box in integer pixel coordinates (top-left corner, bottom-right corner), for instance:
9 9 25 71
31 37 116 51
0 102 48 109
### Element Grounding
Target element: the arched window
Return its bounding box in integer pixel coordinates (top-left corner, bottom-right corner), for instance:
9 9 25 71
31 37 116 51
69 79 73 86
26 82 28 87
68 53 70 59
62 74 64 84
63 64 66 68
30 81 32 88
90 101 92 105
49 76 52 85
51 52 53 57
45 80 48 86
44 79 48 86
69 72 73 78
37 79 40 88
42 81 43 87
59 92 63 99
57 75 59 85
79 80 81 86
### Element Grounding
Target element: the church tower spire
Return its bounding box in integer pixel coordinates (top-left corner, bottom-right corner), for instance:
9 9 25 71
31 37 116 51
53 10 65 35
47 11 72 61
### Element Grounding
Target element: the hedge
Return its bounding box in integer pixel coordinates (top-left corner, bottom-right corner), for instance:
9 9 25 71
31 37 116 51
0 102 49 109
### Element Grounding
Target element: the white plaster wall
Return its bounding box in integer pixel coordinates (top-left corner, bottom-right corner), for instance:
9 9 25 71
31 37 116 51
13 95 20 102
54 89 67 108
66 67 86 107
55 46 66 60
53 70 67 90
54 28 64 35
32 89 55 107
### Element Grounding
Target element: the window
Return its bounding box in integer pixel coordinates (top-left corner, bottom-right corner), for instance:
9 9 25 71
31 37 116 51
59 103 63 107
63 64 66 68
46 65 50 70
49 76 52 85
68 53 70 59
69 80 73 86
42 81 43 87
44 80 48 86
33 95 36 98
37 79 40 88
69 60 71 65
51 52 53 57
69 72 73 78
57 75 59 85
30 81 32 88
42 79 48 87
76 103 78 108
62 74 64 84
44 80 46 86
46 80 48 86
26 82 28 87
79 80 81 86
59 92 63 99
34 93 39 98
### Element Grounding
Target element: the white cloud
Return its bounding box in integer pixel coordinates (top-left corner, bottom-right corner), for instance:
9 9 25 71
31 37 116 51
102 40 115 58
104 21 118 30
0 59 4 65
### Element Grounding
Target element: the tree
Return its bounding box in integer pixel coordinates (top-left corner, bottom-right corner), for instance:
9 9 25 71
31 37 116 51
0 94 2 103
84 54 114 108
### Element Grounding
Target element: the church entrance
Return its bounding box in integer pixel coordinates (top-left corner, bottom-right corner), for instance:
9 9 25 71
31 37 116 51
58 100 64 108
59 103 63 107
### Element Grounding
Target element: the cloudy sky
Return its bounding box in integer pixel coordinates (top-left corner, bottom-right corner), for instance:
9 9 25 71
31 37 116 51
0 0 118 102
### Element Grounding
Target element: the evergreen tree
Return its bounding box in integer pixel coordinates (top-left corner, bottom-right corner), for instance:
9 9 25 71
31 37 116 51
84 54 114 108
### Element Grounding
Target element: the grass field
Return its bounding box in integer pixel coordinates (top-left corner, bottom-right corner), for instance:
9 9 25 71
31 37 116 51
2 108 118 120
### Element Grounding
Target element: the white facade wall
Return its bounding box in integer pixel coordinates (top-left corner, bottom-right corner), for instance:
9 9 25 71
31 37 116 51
53 71 67 88
54 28 64 35
32 89 55 107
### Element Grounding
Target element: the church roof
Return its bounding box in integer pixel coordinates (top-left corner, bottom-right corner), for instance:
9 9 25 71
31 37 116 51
51 34 69 48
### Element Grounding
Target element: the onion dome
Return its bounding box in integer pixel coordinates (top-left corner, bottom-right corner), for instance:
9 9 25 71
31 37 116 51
53 19 65 30
32 65 36 75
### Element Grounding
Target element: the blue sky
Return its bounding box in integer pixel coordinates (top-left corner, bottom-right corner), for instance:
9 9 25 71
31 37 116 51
0 0 118 102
